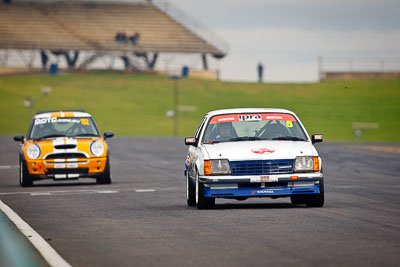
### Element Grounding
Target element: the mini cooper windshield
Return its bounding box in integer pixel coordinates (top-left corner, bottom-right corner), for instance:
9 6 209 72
202 113 307 144
28 117 100 140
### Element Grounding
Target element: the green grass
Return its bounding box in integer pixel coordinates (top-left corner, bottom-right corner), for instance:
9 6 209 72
0 72 399 141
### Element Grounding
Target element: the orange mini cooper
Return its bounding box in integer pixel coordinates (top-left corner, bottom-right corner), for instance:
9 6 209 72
13 110 114 187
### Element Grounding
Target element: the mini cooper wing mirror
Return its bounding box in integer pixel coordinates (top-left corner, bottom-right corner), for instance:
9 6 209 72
185 137 197 146
13 135 24 143
312 134 323 144
103 131 114 139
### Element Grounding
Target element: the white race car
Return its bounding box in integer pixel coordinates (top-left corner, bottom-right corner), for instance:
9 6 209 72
184 108 324 209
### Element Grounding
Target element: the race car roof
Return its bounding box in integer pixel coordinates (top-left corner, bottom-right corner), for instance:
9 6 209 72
34 111 92 119
205 108 296 117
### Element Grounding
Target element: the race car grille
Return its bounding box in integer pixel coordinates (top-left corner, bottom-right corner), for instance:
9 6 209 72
238 182 288 188
45 153 87 159
230 160 294 176
54 144 77 149
46 168 89 175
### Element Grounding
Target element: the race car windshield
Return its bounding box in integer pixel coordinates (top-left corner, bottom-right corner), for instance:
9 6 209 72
201 113 308 144
28 117 100 140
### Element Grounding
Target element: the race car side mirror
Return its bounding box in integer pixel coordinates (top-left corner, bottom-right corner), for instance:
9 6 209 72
312 134 323 144
103 131 114 139
13 135 24 143
185 137 196 146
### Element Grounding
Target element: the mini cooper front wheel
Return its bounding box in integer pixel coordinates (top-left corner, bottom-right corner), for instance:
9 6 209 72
96 157 112 184
19 159 33 187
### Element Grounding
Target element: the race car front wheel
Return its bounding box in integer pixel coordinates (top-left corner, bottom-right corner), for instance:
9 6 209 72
96 157 112 184
290 195 306 205
195 170 215 209
186 169 196 206
305 179 324 207
19 159 33 187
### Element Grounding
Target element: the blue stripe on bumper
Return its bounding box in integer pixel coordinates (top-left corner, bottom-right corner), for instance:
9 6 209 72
203 185 320 198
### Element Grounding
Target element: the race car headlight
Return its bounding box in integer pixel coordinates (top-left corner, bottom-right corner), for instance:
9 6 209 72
26 144 41 159
204 159 231 175
90 141 104 157
294 156 319 172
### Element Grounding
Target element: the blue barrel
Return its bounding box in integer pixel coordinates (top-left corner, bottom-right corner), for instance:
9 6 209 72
181 65 189 78
50 64 58 75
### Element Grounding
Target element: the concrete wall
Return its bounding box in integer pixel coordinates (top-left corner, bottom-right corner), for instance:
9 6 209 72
158 69 219 80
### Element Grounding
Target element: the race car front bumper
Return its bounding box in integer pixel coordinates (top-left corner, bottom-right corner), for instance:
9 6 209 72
25 157 107 180
199 172 323 198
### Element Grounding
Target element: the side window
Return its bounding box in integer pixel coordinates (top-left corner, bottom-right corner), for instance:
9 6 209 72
193 116 208 146
194 116 207 139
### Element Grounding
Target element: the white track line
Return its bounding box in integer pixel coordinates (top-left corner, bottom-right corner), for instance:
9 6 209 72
30 192 52 196
0 200 72 267
29 190 120 196
0 187 165 196
0 165 11 169
97 190 119 194
0 165 12 170
0 165 18 169
135 189 156 192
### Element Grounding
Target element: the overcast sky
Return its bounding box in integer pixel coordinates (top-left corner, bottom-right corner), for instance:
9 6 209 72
169 0 400 82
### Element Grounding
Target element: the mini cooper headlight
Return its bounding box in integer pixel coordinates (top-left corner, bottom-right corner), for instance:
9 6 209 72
90 140 104 157
295 156 319 172
26 144 41 159
204 159 231 175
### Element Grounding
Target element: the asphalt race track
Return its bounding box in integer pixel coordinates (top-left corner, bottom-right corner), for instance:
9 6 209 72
0 137 399 267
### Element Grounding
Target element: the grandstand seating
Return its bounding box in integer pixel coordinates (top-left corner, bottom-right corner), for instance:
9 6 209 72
0 2 91 50
0 1 223 55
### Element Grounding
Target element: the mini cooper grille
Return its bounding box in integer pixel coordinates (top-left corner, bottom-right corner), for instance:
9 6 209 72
230 160 294 176
54 144 77 149
45 153 87 159
46 168 88 175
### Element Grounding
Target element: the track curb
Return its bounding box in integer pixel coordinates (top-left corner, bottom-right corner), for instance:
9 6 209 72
0 200 72 267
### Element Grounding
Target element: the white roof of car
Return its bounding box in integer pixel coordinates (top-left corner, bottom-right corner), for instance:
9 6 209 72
34 111 92 118
205 108 296 117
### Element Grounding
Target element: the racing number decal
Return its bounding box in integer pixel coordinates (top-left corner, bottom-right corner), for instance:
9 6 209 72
286 121 293 128
80 118 90 125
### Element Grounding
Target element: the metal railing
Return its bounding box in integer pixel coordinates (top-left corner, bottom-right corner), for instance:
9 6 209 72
151 0 229 57
318 56 400 73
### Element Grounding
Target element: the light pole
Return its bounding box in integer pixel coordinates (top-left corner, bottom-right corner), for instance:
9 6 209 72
24 87 52 118
24 97 34 118
168 74 180 137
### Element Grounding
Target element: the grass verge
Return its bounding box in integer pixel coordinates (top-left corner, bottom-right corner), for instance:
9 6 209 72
0 72 399 141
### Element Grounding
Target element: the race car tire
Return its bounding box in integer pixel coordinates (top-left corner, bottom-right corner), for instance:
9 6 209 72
96 157 112 184
19 159 33 187
305 179 324 207
186 169 196 206
195 170 215 209
290 195 306 205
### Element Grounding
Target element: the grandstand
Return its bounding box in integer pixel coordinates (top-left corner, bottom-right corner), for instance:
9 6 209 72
0 0 228 75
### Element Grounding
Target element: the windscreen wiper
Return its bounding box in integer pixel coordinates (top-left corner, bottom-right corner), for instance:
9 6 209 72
209 140 224 144
272 136 307 141
70 133 98 137
229 136 263 142
36 134 66 140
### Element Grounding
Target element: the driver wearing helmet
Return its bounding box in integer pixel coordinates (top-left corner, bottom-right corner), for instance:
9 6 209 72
216 122 237 140
38 122 56 137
